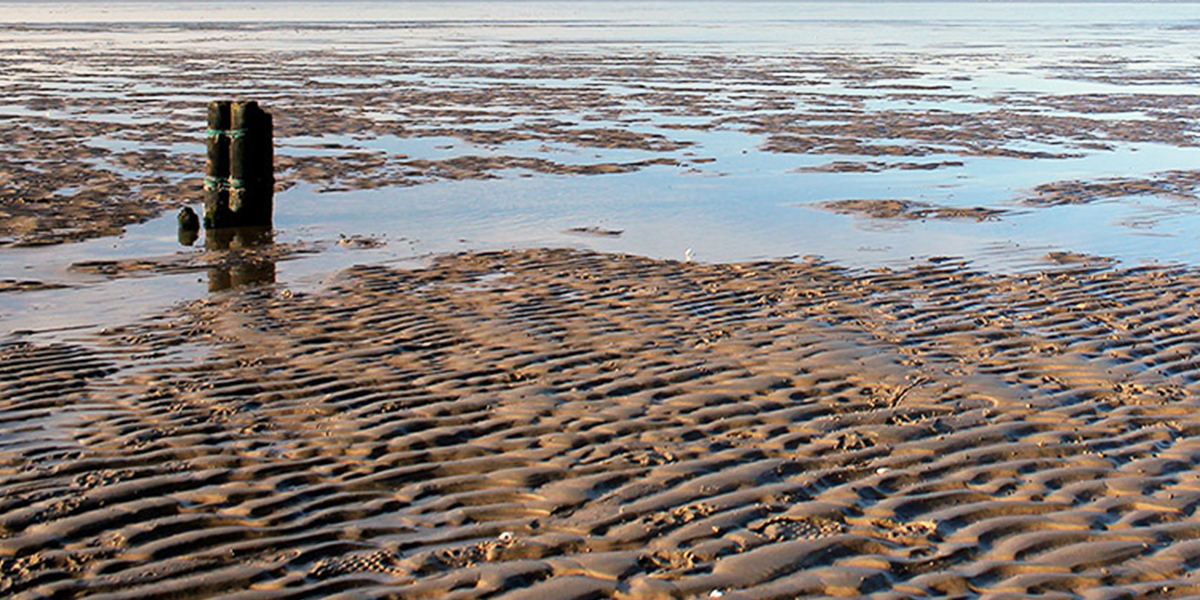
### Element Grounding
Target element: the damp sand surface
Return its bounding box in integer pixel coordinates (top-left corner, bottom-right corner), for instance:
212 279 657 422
7 248 1200 598
7 3 1200 599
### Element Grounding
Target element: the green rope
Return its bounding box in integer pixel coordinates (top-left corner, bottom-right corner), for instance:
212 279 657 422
204 176 246 191
205 128 246 139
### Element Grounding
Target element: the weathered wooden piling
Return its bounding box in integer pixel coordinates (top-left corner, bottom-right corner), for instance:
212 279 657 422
204 100 274 229
204 100 233 229
230 101 274 226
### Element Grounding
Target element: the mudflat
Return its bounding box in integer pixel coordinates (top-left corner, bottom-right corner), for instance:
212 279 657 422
6 4 1200 598
5 248 1200 598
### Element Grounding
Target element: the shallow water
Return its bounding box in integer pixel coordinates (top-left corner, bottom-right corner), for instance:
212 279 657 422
4 1 1200 336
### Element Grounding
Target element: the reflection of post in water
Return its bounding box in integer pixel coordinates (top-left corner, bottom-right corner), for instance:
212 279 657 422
206 227 276 292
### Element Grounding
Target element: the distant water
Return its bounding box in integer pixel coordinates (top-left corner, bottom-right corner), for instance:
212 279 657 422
4 1 1200 25
4 2 1200 74
4 1 1200 44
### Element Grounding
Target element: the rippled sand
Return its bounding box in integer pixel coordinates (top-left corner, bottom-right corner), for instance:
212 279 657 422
5 248 1200 598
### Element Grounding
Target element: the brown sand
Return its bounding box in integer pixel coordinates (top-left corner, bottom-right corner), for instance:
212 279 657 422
6 248 1200 598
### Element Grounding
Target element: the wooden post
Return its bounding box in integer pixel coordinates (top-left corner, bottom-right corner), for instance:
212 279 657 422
204 99 274 229
203 100 232 229
230 100 274 228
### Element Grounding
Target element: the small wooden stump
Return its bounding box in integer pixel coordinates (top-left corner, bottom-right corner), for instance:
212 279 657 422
177 206 200 246
204 100 274 229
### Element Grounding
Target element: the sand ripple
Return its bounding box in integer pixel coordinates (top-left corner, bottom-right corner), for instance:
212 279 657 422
4 249 1200 598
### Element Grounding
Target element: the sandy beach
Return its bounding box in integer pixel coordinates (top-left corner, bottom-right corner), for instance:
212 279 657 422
5 249 1200 598
7 2 1200 598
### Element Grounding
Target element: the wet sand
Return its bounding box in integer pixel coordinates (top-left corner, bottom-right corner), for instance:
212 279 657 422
7 8 1200 599
6 248 1200 598
4 42 1200 250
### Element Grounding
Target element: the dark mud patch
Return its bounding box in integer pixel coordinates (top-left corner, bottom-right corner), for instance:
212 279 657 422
1043 251 1117 267
796 160 965 174
565 226 624 238
819 199 1007 222
1024 169 1200 207
0 279 70 293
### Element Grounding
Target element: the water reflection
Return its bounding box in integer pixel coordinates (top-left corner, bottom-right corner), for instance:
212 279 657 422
201 227 276 292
